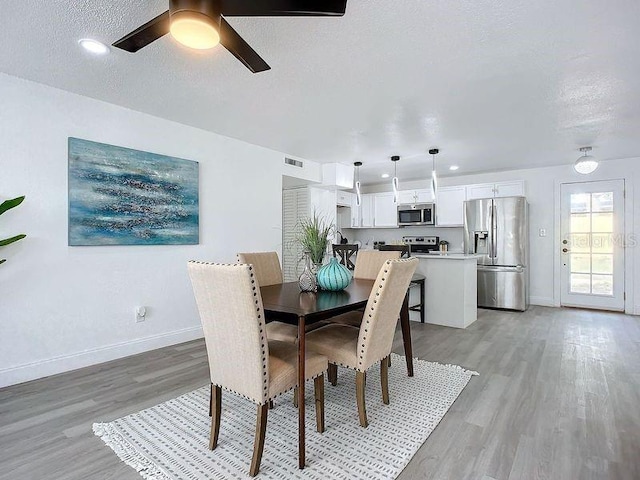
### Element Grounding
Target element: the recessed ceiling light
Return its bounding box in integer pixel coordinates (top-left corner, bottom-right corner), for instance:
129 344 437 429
449 165 459 171
381 173 390 178
78 38 110 55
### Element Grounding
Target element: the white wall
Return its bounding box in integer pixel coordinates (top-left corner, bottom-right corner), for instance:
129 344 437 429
0 73 315 387
351 160 640 313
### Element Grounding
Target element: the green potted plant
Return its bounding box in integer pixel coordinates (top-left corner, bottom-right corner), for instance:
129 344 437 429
296 210 334 268
1 195 26 265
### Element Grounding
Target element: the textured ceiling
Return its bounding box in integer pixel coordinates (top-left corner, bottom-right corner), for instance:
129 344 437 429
1 0 639 184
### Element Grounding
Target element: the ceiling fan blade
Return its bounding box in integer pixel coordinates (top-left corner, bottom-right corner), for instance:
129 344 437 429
219 18 270 73
219 0 347 16
112 11 170 52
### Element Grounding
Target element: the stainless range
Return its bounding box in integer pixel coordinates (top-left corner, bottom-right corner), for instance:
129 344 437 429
402 235 440 255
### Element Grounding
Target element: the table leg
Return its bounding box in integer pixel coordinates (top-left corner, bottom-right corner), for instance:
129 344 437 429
420 279 425 324
297 315 306 469
400 295 414 377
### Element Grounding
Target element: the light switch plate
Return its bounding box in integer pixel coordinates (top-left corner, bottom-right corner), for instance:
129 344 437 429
539 228 547 237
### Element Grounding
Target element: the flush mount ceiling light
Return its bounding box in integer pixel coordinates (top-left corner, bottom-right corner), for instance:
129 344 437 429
574 146 598 174
381 173 390 178
169 7 220 49
449 165 459 171
391 155 400 203
429 148 439 200
354 161 362 207
78 38 110 55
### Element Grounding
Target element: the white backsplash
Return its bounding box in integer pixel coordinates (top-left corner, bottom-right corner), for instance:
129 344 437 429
342 226 465 252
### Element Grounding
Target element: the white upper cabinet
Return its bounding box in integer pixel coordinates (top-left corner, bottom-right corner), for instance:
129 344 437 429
373 192 398 227
337 190 353 207
361 194 374 228
494 181 525 197
349 193 374 228
466 181 524 200
435 186 466 227
398 188 433 204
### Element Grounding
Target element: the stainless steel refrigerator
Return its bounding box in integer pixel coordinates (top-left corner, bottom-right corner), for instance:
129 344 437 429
463 196 528 311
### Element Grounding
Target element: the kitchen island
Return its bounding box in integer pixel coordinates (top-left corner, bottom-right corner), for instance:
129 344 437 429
413 253 480 328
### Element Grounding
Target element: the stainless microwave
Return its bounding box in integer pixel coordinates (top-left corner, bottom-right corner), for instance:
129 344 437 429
397 203 435 226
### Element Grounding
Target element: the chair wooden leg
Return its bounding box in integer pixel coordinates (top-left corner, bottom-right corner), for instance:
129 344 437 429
388 356 392 368
209 385 222 450
293 386 298 408
328 363 338 386
249 403 269 477
381 357 390 405
356 371 368 428
268 400 274 409
208 382 213 417
314 374 325 433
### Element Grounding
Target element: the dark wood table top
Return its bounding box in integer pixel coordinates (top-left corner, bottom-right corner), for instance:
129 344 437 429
260 278 375 325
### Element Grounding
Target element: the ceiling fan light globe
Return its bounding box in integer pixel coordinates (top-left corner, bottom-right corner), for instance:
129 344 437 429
170 11 219 50
574 156 598 174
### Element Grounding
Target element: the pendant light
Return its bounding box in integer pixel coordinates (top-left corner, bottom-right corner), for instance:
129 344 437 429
429 148 439 201
391 155 400 203
574 146 598 174
354 161 362 206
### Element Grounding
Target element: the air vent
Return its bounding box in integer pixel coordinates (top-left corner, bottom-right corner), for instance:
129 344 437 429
284 157 303 168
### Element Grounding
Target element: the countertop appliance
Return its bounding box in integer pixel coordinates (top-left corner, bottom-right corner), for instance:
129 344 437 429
463 196 528 311
402 235 439 254
398 203 435 226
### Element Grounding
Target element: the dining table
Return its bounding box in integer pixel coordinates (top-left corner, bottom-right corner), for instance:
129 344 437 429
260 278 415 469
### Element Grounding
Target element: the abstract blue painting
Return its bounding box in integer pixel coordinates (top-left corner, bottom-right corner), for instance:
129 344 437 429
68 138 199 246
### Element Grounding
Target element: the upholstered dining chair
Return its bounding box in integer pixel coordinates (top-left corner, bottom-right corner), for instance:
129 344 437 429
305 257 418 427
187 261 328 477
332 243 359 270
328 250 403 330
237 251 302 343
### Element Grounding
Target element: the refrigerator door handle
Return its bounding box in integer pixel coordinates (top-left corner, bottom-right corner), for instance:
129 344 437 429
491 204 498 260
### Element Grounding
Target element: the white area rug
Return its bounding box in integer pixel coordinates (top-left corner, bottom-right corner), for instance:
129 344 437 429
94 354 478 479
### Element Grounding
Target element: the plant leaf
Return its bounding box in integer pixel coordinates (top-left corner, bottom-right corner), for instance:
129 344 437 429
0 234 26 246
0 196 25 216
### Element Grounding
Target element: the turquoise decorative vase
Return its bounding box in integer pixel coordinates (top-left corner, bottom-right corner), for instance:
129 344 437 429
316 257 352 291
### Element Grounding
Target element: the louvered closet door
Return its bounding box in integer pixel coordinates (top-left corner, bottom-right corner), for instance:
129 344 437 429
282 188 309 282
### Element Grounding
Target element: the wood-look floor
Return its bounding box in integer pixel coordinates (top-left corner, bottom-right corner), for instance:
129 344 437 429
1 306 638 479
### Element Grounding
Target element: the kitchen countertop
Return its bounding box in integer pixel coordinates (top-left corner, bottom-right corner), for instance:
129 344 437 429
413 253 482 260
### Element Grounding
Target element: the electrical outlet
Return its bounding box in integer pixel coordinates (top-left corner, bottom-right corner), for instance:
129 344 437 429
135 306 147 323
539 228 547 237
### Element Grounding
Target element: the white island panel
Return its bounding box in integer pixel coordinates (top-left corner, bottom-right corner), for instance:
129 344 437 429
416 255 478 328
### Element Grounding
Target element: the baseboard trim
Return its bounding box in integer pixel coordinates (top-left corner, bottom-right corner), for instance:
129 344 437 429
529 296 556 307
0 326 204 388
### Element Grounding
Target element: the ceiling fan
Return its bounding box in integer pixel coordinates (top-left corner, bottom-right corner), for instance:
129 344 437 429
112 0 347 73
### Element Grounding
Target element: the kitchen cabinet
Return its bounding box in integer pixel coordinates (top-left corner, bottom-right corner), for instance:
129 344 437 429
398 188 433 205
373 192 398 227
466 181 524 200
435 186 466 226
361 194 374 227
349 193 373 228
337 190 353 207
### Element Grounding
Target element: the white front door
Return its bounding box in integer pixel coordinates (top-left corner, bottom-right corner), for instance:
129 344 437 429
560 180 625 311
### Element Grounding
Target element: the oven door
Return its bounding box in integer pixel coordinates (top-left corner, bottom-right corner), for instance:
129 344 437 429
398 208 423 225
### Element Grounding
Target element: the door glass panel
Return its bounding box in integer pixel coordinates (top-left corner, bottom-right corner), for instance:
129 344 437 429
591 212 613 232
570 254 590 273
570 214 590 232
591 274 613 295
571 274 591 293
570 193 590 213
592 233 614 253
570 233 591 253
592 192 613 212
592 254 613 274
